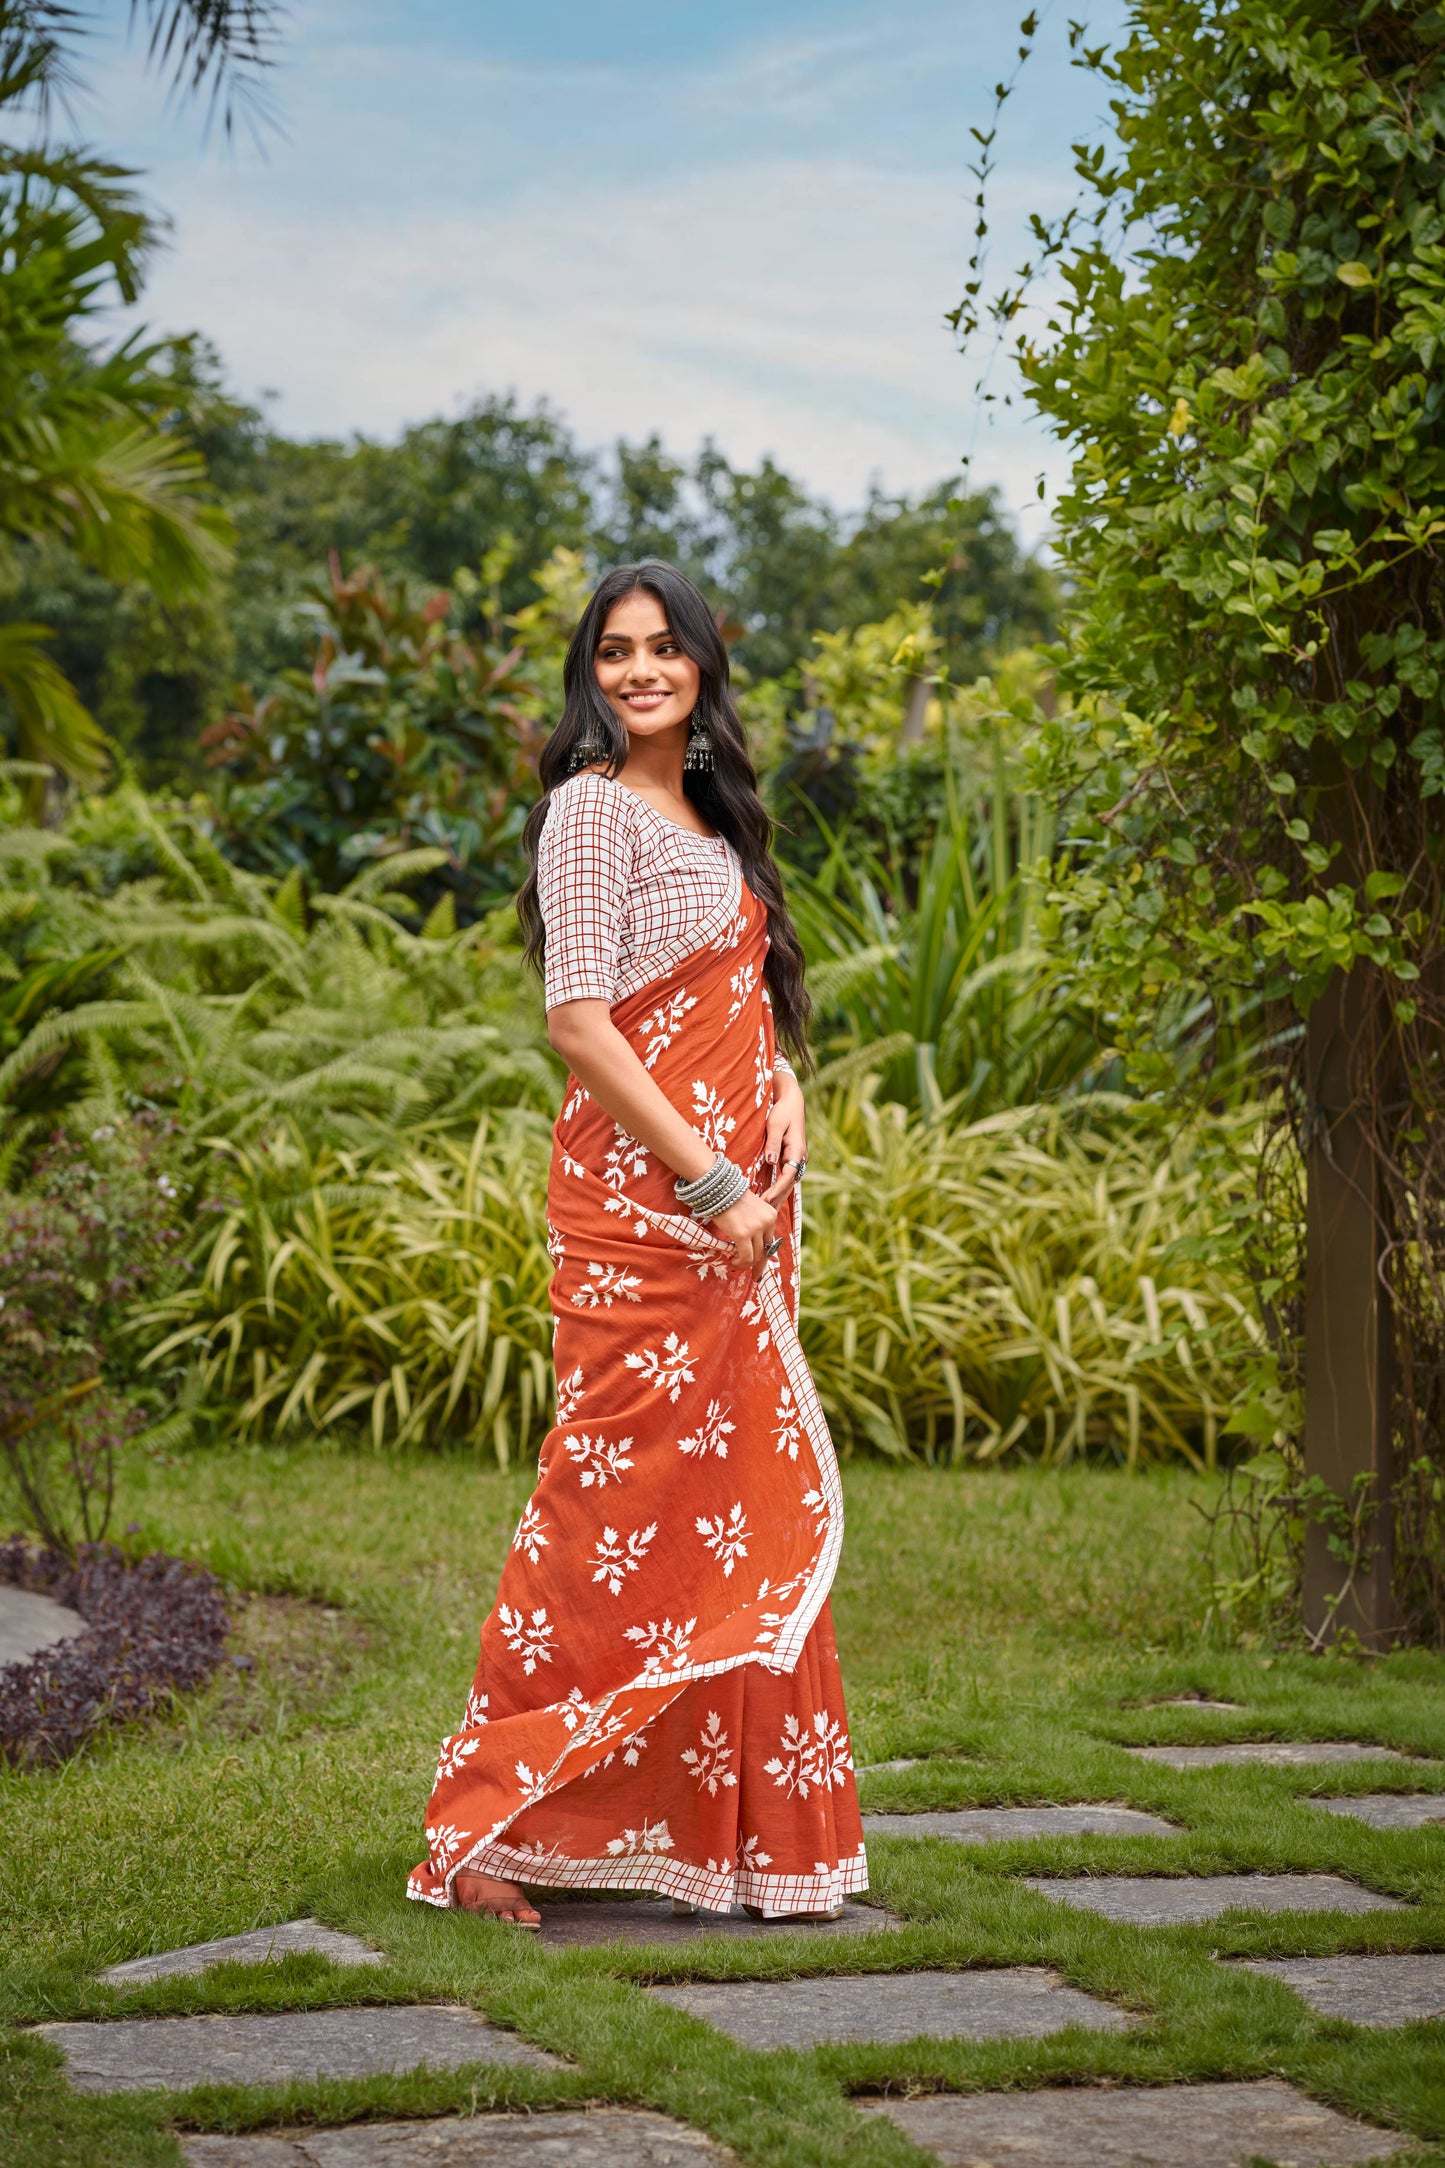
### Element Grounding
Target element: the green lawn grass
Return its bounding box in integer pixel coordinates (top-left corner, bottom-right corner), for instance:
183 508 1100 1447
2 1450 1443 2166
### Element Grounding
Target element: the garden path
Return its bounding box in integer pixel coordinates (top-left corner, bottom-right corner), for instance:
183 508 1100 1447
33 1731 1445 2165
11 1465 1443 2166
0 1582 85 1668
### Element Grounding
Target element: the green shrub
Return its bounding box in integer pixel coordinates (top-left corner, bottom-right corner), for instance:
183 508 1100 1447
132 1090 1256 1470
0 1120 184 1552
801 1090 1259 1466
791 746 1108 1117
202 557 542 913
0 788 559 1148
136 1112 555 1466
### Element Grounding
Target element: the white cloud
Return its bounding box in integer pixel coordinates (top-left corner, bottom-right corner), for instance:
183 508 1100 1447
130 151 1071 538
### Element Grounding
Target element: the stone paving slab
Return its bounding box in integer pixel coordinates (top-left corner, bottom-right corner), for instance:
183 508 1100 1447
1125 1741 1415 1769
37 2005 560 2093
1235 1952 1445 2028
863 2078 1406 2164
1309 1793 1445 1831
0 1582 87 1669
1157 1695 1242 1710
180 2110 729 2164
1022 1874 1406 1926
102 1918 384 1985
537 1897 897 1946
650 1966 1133 2048
863 1804 1177 1843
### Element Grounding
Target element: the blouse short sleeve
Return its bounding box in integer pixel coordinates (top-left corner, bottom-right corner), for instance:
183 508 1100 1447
537 773 636 1009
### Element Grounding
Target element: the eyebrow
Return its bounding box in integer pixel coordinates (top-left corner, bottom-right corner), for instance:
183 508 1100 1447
596 627 676 645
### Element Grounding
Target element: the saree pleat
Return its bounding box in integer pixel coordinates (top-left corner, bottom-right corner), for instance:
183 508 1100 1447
408 873 866 1914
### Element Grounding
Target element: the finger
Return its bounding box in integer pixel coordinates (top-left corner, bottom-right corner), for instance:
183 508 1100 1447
765 1132 804 1200
768 1149 801 1195
762 1113 787 1166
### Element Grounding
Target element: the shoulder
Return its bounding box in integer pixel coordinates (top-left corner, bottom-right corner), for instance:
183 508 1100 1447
542 770 638 837
537 773 640 883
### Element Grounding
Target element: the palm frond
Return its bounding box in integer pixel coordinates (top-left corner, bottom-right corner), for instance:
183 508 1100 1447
129 1 285 140
48 421 234 598
0 622 107 797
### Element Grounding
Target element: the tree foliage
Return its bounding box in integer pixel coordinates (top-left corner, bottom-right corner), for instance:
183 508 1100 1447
593 439 1055 686
978 0 1445 1635
208 388 593 691
126 0 286 140
201 554 543 910
0 5 231 799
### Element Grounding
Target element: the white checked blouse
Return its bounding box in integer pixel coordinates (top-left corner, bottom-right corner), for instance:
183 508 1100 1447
537 771 740 1011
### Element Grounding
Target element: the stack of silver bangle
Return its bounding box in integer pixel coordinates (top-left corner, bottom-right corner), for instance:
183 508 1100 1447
675 1153 750 1220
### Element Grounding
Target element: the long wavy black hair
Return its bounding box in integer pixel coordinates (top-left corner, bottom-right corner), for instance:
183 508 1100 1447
517 560 812 1066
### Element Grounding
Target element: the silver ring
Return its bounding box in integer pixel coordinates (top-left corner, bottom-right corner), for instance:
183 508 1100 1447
783 1157 807 1177
763 1237 782 1258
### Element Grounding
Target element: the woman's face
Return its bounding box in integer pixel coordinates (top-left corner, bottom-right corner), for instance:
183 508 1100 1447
593 589 701 744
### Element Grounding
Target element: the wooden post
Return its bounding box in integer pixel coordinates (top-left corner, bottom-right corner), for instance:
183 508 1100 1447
899 675 931 747
1302 963 1394 1646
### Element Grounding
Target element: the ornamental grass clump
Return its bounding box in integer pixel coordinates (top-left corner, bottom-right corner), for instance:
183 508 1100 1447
789 739 1106 1119
138 1111 555 1465
799 1090 1260 1466
135 1089 1254 1470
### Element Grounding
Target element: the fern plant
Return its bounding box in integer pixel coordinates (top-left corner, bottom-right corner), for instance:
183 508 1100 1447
0 788 560 1146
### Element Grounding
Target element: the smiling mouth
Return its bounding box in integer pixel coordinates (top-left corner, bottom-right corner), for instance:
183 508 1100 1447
621 690 671 706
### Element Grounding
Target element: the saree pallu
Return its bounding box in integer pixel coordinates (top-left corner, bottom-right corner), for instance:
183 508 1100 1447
408 872 867 1915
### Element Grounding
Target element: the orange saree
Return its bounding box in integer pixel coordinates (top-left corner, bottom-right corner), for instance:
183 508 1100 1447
408 876 865 1915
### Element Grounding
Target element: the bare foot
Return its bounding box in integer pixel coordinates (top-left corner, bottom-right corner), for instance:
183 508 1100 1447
451 1870 541 1929
741 1902 845 1923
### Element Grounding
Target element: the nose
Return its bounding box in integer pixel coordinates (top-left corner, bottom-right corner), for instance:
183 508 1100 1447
625 650 658 682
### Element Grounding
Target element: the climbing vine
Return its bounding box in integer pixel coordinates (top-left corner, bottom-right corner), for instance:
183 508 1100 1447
967 0 1445 1639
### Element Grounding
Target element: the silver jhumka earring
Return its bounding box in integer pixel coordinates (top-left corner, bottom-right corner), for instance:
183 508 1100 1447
569 729 608 773
682 714 714 771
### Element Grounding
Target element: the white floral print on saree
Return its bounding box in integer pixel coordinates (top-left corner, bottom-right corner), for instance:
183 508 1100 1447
408 819 865 1916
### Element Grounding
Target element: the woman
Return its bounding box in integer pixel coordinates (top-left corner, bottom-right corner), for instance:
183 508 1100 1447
407 561 866 1927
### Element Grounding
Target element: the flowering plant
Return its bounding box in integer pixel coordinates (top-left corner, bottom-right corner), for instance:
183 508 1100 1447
0 1120 183 1555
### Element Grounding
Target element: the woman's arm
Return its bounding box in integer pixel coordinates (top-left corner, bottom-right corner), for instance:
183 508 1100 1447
548 1000 778 1273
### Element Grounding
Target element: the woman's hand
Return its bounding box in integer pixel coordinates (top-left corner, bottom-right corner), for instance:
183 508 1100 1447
712 1189 778 1278
762 1070 807 1207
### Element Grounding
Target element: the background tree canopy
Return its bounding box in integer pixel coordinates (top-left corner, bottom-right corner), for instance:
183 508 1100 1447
0 339 1059 795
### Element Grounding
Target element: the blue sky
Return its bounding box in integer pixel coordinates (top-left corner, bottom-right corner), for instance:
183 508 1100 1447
78 0 1127 540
